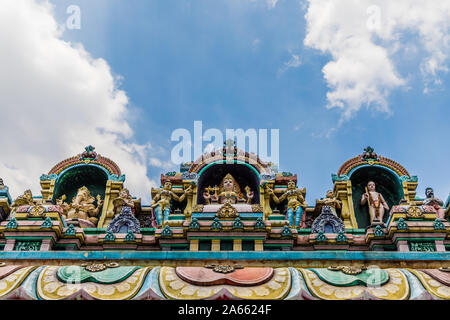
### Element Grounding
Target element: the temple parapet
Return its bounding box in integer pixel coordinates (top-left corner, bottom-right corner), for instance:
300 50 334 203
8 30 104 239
0 145 447 253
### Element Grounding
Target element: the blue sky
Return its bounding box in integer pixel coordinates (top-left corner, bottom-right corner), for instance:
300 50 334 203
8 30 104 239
8 0 447 204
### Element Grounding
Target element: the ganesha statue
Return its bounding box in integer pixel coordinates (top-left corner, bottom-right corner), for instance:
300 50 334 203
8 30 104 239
57 186 103 227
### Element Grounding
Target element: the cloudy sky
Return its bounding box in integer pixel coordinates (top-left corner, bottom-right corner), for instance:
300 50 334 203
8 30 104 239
0 0 449 204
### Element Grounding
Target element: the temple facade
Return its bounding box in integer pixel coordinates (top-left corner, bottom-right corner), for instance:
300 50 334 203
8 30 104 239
0 144 448 300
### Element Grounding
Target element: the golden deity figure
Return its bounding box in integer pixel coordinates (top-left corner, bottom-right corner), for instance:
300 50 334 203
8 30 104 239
12 189 36 207
267 180 307 227
112 188 135 216
361 181 389 226
203 173 252 205
316 190 342 216
151 181 192 226
57 186 103 226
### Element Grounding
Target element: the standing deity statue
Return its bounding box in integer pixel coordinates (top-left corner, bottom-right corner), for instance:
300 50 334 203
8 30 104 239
203 173 252 205
12 189 36 207
316 190 342 216
57 186 103 226
361 181 389 226
151 181 192 226
267 180 307 227
423 187 448 221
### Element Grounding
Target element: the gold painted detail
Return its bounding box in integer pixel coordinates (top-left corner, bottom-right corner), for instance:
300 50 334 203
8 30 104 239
439 267 450 273
204 264 244 274
192 204 204 212
216 202 239 218
406 206 424 219
81 262 120 272
328 266 367 275
251 204 263 212
28 206 46 218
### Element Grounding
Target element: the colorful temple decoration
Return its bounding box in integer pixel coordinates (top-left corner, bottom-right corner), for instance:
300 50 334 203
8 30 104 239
0 144 448 300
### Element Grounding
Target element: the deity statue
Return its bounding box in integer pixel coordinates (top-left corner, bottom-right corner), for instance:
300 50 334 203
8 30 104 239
12 189 36 207
360 181 389 226
57 186 103 227
151 181 192 226
267 180 307 227
203 173 252 205
112 188 135 216
316 190 342 216
423 187 448 221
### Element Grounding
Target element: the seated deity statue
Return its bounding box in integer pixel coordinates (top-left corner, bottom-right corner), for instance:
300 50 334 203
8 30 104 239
57 186 103 227
423 187 448 221
112 188 135 216
316 190 342 216
151 181 192 227
360 181 389 226
12 189 36 207
203 173 251 205
267 180 307 227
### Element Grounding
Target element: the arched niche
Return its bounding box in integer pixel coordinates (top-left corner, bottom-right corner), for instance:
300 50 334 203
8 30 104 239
197 162 260 205
52 164 108 204
350 165 404 228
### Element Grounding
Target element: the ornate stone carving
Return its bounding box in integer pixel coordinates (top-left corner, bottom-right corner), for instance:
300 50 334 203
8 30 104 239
192 204 204 212
189 217 200 230
328 265 367 275
251 204 263 212
27 205 46 218
151 181 192 227
361 181 389 226
406 206 424 219
204 264 244 274
423 187 448 220
181 172 198 180
216 202 239 219
107 206 140 234
311 206 345 234
267 180 307 227
57 186 103 227
12 190 36 208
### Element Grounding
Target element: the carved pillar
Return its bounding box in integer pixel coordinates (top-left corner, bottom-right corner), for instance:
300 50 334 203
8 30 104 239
40 239 53 251
98 180 123 228
402 181 418 204
40 179 55 202
211 239 220 252
233 239 242 251
334 180 358 229
262 182 274 219
190 239 199 251
183 182 194 220
435 240 446 252
4 239 15 251
396 240 409 252
255 239 263 251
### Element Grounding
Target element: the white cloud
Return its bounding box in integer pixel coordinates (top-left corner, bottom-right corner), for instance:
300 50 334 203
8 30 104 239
0 0 155 199
278 54 302 76
149 157 176 171
304 0 450 122
267 0 278 10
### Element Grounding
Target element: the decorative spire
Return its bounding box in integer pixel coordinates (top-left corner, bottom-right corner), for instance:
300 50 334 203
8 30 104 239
80 145 97 160
361 146 379 161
